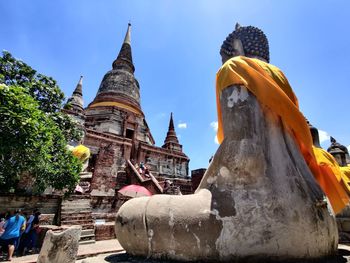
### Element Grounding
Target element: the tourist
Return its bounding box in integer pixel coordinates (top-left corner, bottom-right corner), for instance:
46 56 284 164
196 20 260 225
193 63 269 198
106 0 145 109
0 215 5 237
0 209 26 261
163 180 172 194
143 165 150 177
139 162 145 174
24 210 41 254
18 209 38 255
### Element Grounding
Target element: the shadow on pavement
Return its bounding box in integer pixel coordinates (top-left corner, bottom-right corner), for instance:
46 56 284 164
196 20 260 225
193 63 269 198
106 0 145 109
103 252 350 263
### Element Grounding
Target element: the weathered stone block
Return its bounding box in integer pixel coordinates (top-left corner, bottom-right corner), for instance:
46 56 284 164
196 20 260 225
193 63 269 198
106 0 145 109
37 225 81 263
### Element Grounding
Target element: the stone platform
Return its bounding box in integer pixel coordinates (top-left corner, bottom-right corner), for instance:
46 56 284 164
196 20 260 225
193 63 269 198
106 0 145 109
80 244 350 263
77 245 350 263
6 241 350 263
4 239 123 263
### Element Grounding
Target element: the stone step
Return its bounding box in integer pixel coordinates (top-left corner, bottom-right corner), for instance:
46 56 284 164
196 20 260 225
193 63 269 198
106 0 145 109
62 202 91 206
61 223 94 230
61 206 90 210
61 218 93 224
62 201 91 205
61 202 91 207
60 219 94 225
61 207 91 214
62 199 90 204
81 224 94 230
91 212 117 222
64 194 91 200
80 234 95 241
79 239 96 245
62 201 90 205
61 211 92 215
61 211 92 217
81 229 95 236
61 210 92 215
61 205 91 209
61 214 93 221
62 200 90 205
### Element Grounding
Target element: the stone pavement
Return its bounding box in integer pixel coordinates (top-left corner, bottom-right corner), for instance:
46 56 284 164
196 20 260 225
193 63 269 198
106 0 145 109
75 245 350 263
1 239 123 263
4 241 350 263
77 244 350 263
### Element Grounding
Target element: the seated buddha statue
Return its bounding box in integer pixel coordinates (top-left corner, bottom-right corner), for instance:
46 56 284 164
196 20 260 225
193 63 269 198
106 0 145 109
115 24 338 262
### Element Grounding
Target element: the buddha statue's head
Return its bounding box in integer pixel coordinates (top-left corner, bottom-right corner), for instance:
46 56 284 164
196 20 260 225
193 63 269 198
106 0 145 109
220 23 270 64
306 120 322 148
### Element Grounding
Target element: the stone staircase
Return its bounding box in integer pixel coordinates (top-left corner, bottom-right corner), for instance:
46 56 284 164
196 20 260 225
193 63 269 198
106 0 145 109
60 195 95 244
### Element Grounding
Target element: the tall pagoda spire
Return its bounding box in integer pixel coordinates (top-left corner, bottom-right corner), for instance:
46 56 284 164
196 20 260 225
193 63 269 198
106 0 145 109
74 75 83 96
66 76 84 113
88 23 142 114
162 113 182 152
112 23 134 73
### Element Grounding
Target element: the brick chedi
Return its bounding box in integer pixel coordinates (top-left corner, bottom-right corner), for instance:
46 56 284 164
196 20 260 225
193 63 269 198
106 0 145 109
162 112 182 152
67 76 84 115
63 76 86 141
64 24 190 220
327 136 350 166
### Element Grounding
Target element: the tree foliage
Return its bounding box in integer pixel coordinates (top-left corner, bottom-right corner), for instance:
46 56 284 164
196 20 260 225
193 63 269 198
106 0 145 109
0 51 82 193
0 51 64 112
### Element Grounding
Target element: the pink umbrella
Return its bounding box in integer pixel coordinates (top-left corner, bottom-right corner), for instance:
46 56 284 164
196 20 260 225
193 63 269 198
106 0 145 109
118 185 153 198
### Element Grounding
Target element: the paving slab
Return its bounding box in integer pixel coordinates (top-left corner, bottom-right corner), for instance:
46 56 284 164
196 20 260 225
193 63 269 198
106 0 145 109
76 244 350 263
4 242 350 263
1 239 123 263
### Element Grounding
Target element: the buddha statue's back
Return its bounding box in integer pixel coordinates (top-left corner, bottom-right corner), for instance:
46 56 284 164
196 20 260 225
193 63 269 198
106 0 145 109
115 24 338 262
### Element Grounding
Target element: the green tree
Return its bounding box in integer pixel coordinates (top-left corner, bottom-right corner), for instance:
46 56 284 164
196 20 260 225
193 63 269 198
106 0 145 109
0 51 82 193
0 51 63 113
0 51 82 141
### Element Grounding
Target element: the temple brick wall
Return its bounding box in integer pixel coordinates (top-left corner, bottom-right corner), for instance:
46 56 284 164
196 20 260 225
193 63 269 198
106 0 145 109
0 194 61 225
85 107 125 136
90 143 120 197
95 222 116 241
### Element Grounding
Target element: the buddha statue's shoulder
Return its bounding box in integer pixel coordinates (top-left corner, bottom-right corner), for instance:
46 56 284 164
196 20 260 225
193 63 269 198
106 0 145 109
220 56 285 81
218 56 298 106
313 146 340 167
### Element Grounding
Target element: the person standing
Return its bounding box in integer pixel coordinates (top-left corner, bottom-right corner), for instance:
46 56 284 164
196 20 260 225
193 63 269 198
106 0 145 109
0 209 26 261
26 210 41 254
0 215 5 237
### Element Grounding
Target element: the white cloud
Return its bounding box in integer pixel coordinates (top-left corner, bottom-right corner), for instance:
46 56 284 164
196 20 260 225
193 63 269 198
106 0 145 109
210 121 218 132
178 123 187 129
155 112 166 119
318 130 330 144
348 145 350 153
214 135 219 144
211 121 219 144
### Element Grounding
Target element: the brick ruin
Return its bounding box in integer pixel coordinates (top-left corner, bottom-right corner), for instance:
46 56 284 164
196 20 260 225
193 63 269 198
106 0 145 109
326 137 350 242
10 24 350 243
60 24 206 240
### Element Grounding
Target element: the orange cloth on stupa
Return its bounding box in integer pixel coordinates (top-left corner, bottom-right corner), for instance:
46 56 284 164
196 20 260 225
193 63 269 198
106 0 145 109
312 147 350 213
72 144 90 162
216 56 349 213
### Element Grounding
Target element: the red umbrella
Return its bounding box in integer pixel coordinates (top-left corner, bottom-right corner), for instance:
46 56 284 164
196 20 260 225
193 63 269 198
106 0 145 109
118 185 153 198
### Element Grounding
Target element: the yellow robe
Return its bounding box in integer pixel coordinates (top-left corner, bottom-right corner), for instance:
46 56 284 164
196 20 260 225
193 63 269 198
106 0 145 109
216 56 349 213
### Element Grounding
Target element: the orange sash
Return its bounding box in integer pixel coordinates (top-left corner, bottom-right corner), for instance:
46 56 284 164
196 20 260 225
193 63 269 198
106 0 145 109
216 56 349 213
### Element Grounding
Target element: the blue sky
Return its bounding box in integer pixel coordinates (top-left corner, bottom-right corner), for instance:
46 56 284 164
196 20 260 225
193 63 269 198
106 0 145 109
1 0 350 171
